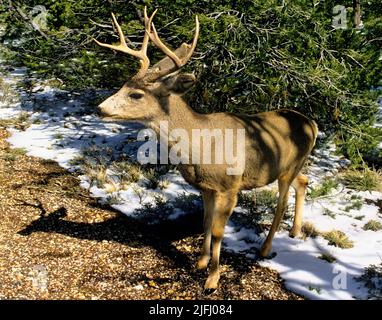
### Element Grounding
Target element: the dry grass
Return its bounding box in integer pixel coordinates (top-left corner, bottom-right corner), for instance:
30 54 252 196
290 219 356 249
363 220 382 231
127 166 142 183
301 222 320 239
0 112 31 131
158 179 170 190
112 161 142 184
0 147 27 161
103 179 120 194
0 76 18 104
84 164 108 188
342 167 382 192
323 230 354 249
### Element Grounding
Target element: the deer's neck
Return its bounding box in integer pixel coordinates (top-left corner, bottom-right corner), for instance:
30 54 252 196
146 95 207 138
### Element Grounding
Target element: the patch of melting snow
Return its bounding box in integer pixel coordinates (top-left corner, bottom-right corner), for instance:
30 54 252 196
1 66 381 300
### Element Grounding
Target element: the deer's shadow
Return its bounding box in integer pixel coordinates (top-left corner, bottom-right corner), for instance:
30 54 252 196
18 203 259 277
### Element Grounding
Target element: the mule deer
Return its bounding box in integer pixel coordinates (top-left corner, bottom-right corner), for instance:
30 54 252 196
95 7 318 291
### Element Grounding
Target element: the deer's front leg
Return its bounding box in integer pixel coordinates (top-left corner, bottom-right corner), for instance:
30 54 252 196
197 191 214 270
204 191 237 291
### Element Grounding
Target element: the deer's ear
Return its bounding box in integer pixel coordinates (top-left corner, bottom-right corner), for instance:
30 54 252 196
162 73 196 95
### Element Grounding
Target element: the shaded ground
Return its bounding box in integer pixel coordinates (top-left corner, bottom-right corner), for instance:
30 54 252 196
0 128 302 300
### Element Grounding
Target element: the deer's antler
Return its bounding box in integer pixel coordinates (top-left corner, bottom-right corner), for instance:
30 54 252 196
145 14 199 81
149 16 199 68
94 7 157 80
94 6 199 82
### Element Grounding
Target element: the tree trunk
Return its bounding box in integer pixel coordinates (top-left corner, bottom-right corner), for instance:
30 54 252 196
353 0 362 29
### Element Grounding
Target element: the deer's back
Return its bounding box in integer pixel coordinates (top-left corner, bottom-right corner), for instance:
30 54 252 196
237 109 317 189
178 109 317 192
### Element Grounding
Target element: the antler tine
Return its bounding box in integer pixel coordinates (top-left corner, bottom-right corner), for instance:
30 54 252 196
149 14 200 69
143 6 157 54
94 7 157 79
94 7 199 81
182 15 200 65
111 12 127 48
94 13 140 59
150 23 183 67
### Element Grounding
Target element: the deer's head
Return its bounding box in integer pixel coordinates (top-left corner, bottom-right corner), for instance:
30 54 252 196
94 7 199 122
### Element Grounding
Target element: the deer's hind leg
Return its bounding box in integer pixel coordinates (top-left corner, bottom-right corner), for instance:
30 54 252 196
260 172 294 258
289 173 309 238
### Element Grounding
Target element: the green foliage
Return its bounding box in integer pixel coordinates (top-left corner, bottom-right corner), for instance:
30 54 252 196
308 178 339 199
238 189 278 214
134 192 202 222
342 167 382 191
1 0 381 165
356 263 382 299
336 121 382 167
342 194 363 212
323 208 336 219
318 253 336 263
343 199 363 212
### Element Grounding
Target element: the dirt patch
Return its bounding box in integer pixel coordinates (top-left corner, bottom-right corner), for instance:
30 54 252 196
365 198 382 214
0 128 302 300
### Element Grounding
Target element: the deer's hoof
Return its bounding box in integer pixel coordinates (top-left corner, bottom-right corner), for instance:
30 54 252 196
289 228 302 238
259 244 277 259
259 244 271 258
204 288 217 295
204 272 219 293
197 255 210 270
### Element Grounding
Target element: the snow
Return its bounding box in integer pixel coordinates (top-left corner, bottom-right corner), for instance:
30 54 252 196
1 65 382 300
223 191 382 300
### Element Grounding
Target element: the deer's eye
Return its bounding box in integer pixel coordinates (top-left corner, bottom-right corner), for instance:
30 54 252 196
129 92 144 100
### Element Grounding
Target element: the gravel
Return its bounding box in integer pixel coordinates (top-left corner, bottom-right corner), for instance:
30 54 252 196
0 128 302 300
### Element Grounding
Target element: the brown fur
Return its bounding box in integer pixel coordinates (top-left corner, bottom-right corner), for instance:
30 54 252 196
96 7 317 291
99 79 317 290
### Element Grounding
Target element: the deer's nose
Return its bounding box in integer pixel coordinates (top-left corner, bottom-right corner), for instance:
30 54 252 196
98 98 109 110
97 97 114 116
96 103 106 117
96 103 103 116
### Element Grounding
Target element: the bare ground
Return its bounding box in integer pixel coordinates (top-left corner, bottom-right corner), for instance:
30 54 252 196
0 128 302 300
